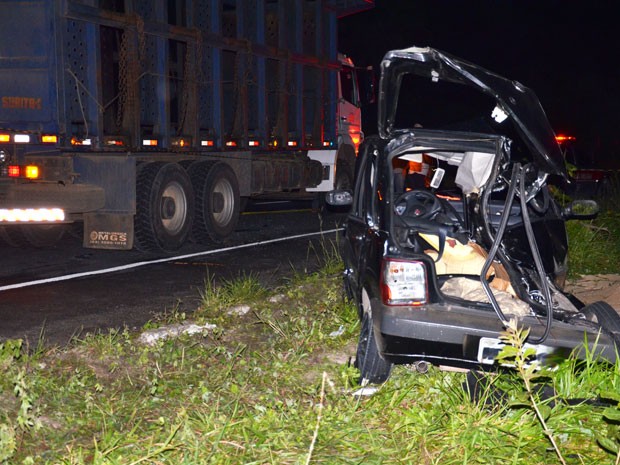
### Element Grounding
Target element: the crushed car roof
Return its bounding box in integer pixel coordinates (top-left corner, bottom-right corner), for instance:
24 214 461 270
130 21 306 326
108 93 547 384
378 46 568 179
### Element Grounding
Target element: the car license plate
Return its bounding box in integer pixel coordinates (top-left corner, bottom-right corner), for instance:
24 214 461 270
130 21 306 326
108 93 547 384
477 337 555 366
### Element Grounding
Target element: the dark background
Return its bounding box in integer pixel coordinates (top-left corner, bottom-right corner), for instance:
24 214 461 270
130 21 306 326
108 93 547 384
339 0 619 168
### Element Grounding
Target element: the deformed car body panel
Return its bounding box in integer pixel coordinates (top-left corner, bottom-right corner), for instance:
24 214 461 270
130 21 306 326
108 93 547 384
378 46 568 181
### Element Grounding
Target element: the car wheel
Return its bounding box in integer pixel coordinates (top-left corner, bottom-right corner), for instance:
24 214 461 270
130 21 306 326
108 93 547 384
355 288 392 384
581 301 620 343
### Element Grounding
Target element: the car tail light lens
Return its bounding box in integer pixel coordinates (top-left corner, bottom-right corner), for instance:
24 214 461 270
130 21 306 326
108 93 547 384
381 258 427 306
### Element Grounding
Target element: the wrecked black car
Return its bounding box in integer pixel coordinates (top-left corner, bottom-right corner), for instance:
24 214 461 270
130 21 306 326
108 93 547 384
327 46 620 383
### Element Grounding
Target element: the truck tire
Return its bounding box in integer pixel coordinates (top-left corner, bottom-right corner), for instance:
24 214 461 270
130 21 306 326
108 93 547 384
335 161 354 190
21 224 67 247
0 224 66 248
189 161 240 244
0 225 29 247
134 162 194 252
355 288 392 384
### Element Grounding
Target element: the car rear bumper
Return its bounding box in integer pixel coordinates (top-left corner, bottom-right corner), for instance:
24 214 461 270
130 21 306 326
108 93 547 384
375 299 618 367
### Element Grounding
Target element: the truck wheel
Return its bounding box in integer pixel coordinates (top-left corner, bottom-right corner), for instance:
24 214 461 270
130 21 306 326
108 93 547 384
335 161 353 190
21 224 67 247
135 162 194 251
355 288 392 384
189 162 240 244
0 226 29 247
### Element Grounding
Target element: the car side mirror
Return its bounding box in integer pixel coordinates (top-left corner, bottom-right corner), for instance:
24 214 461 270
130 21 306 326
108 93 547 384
325 189 353 207
563 199 599 220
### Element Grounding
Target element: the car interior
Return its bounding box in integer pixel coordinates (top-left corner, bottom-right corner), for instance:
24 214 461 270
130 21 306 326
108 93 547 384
389 147 537 317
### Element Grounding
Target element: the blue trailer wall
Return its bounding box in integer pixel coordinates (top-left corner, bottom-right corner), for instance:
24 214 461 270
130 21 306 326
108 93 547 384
0 0 346 152
0 0 58 133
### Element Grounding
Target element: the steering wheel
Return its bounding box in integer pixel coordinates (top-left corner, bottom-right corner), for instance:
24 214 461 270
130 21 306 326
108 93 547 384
394 190 443 224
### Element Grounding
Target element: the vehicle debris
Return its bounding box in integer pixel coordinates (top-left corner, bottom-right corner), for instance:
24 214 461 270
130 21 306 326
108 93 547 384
138 322 217 346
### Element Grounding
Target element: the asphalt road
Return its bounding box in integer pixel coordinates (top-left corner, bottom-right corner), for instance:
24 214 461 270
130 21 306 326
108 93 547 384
0 203 346 348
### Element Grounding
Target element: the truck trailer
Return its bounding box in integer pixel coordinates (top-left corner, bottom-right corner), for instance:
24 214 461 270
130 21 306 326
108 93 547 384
0 0 373 251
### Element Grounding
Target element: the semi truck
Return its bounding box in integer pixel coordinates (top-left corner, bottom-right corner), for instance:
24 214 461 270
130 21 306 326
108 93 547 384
0 0 373 251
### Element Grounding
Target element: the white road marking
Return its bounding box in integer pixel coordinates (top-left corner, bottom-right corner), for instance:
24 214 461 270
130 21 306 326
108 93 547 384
0 228 341 292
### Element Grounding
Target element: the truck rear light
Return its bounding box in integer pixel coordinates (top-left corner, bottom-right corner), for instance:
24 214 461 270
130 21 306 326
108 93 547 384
249 140 260 147
201 139 214 147
225 140 237 147
71 137 92 146
381 258 427 306
6 165 40 179
14 134 30 143
322 140 334 147
287 140 298 147
25 165 39 179
142 139 158 147
103 136 129 147
8 165 20 177
171 137 191 148
41 134 58 144
0 208 65 222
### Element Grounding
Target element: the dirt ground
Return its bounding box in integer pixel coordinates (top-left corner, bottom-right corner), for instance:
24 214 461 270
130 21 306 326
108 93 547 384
566 274 620 310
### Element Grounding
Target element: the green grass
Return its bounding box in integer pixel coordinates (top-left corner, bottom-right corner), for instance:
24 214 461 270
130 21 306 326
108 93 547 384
1 207 620 465
2 241 620 464
567 210 620 276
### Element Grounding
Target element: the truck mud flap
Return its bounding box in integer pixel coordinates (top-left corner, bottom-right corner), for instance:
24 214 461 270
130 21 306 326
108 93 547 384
84 213 134 250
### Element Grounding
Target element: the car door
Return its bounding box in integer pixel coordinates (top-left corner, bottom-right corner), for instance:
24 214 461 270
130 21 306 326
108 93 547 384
343 139 380 306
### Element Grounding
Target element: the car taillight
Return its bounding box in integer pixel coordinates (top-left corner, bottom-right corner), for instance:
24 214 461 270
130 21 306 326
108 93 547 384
381 258 427 306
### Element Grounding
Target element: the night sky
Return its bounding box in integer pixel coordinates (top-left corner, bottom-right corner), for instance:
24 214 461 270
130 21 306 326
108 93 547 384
339 0 620 168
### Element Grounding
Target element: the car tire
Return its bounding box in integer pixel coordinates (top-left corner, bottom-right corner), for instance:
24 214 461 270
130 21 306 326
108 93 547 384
134 162 194 251
581 301 620 343
355 289 392 384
